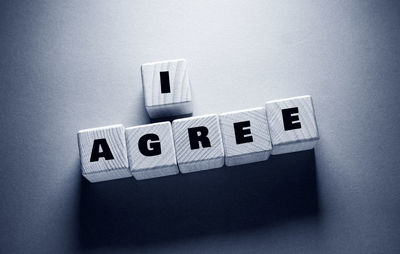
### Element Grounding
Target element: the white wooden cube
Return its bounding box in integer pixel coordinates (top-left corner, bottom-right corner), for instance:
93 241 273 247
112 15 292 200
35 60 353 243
219 107 272 166
172 114 224 173
265 95 319 155
77 124 131 183
125 122 179 180
141 59 193 119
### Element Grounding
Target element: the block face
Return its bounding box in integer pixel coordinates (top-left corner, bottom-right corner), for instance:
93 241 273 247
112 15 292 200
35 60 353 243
219 107 272 166
83 168 132 183
265 95 319 155
125 122 179 180
141 59 193 118
78 124 131 182
172 114 224 173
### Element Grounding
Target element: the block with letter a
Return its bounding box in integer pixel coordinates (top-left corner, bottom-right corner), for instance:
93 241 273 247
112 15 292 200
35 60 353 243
77 124 131 182
265 95 319 155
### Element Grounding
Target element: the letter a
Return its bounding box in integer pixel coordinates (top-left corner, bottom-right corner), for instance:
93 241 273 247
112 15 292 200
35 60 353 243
90 138 115 162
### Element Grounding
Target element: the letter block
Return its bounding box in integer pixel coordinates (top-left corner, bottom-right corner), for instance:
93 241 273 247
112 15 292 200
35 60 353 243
141 59 193 119
77 124 131 182
219 107 272 166
265 95 319 155
172 114 224 173
125 122 179 180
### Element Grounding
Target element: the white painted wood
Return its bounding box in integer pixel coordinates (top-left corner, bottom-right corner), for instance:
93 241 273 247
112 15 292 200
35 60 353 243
77 124 131 182
141 59 193 119
172 114 224 173
125 122 179 180
265 95 319 155
219 107 272 166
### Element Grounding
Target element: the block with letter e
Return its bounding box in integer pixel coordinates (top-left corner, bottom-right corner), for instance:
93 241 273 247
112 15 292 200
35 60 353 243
77 124 131 182
219 107 272 166
265 95 319 155
141 59 193 119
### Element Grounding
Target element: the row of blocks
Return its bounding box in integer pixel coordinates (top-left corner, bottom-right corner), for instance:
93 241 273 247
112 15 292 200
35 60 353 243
78 95 319 182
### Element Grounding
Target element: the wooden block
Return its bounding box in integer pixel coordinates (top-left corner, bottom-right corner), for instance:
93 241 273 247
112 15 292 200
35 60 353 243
125 122 179 180
141 59 193 119
219 107 272 166
172 114 224 173
77 124 131 182
265 95 319 155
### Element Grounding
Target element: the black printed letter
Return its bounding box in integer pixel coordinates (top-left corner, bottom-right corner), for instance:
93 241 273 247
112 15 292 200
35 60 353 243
160 71 171 93
138 133 161 156
233 121 253 144
282 107 301 131
188 126 211 150
90 138 114 162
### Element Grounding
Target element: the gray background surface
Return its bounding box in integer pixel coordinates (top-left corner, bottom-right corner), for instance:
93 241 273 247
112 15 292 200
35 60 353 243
1 0 399 253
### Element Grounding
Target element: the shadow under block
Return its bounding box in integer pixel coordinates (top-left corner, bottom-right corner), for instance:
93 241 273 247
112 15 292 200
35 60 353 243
172 114 224 173
265 95 319 155
125 122 179 180
77 124 131 182
141 59 193 119
219 107 272 166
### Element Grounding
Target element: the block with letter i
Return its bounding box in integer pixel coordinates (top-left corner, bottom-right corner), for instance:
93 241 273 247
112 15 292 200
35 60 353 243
141 59 193 119
77 124 131 182
172 114 224 173
265 95 319 155
125 122 179 180
219 107 272 166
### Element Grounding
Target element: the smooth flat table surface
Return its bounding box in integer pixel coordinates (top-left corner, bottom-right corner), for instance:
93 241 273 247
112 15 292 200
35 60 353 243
1 1 399 253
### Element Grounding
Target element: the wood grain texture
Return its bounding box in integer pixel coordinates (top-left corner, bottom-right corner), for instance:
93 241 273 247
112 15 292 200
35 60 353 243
172 114 224 173
219 107 272 166
77 124 131 182
141 59 193 118
265 95 319 155
125 122 179 180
